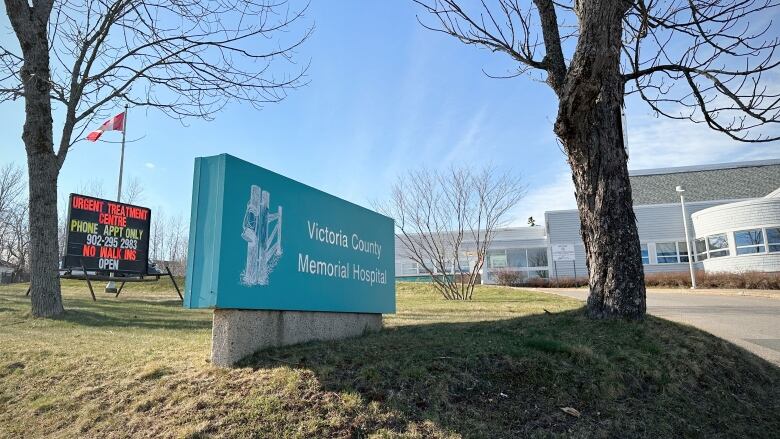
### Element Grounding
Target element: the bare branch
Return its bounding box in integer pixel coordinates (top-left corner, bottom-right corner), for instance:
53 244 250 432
623 0 780 141
414 0 780 142
2 0 313 165
0 163 28 275
414 0 554 82
377 165 525 300
533 0 567 94
121 176 144 204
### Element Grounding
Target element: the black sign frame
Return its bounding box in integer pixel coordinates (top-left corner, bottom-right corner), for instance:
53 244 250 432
63 193 152 275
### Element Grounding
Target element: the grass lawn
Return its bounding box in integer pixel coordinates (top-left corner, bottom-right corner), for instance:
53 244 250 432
1 280 778 438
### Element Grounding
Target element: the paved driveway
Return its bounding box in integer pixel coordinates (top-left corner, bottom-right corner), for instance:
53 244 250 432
538 288 780 366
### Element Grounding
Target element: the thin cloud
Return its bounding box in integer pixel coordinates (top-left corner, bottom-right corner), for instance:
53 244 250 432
442 106 488 165
626 112 780 169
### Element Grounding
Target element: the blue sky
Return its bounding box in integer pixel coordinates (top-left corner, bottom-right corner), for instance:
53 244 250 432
1 1 779 224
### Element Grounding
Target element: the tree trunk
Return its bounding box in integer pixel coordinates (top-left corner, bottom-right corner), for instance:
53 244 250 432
555 0 646 319
27 151 64 317
10 1 65 317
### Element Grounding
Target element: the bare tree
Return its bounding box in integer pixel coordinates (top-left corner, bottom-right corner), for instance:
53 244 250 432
164 213 188 275
415 0 780 318
0 163 27 276
0 163 25 222
1 0 312 317
4 202 31 279
149 206 166 262
147 207 187 274
56 201 68 259
121 177 144 205
74 179 106 199
379 166 525 300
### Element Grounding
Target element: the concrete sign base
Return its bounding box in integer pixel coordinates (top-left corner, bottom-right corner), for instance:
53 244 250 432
211 309 382 367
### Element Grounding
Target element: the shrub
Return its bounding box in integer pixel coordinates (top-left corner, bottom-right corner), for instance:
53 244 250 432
645 271 780 289
520 276 589 288
493 269 588 288
493 270 780 290
493 270 525 286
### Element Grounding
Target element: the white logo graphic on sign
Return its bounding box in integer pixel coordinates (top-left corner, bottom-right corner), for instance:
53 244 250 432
241 185 283 286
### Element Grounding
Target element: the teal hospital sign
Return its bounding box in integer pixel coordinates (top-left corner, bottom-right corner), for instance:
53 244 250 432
184 154 395 313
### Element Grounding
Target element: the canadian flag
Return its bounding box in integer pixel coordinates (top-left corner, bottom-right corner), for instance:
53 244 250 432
86 112 125 142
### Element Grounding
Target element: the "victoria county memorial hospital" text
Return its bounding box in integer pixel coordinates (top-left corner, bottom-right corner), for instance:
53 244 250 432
298 221 387 286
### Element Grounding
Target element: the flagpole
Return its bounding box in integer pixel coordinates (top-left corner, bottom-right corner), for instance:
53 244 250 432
107 105 128 294
117 104 128 202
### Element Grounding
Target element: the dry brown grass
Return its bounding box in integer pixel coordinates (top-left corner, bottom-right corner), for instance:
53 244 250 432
1 282 778 438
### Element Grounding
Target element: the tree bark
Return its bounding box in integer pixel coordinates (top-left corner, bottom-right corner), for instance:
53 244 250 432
7 0 65 317
27 150 63 317
555 0 646 319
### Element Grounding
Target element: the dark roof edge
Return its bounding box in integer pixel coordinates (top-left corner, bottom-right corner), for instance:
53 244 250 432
628 158 780 176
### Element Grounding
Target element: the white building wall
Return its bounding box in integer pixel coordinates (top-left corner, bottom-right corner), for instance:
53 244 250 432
481 231 552 284
393 190 780 280
692 197 780 273
692 198 780 237
394 227 549 279
545 200 733 278
701 253 780 273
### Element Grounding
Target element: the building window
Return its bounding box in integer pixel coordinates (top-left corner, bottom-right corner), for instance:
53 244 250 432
695 238 708 261
767 227 780 253
641 244 649 264
707 234 729 258
488 248 548 269
488 251 507 268
400 262 419 275
507 248 528 267
678 241 690 262
656 242 679 264
526 248 549 267
734 229 765 255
